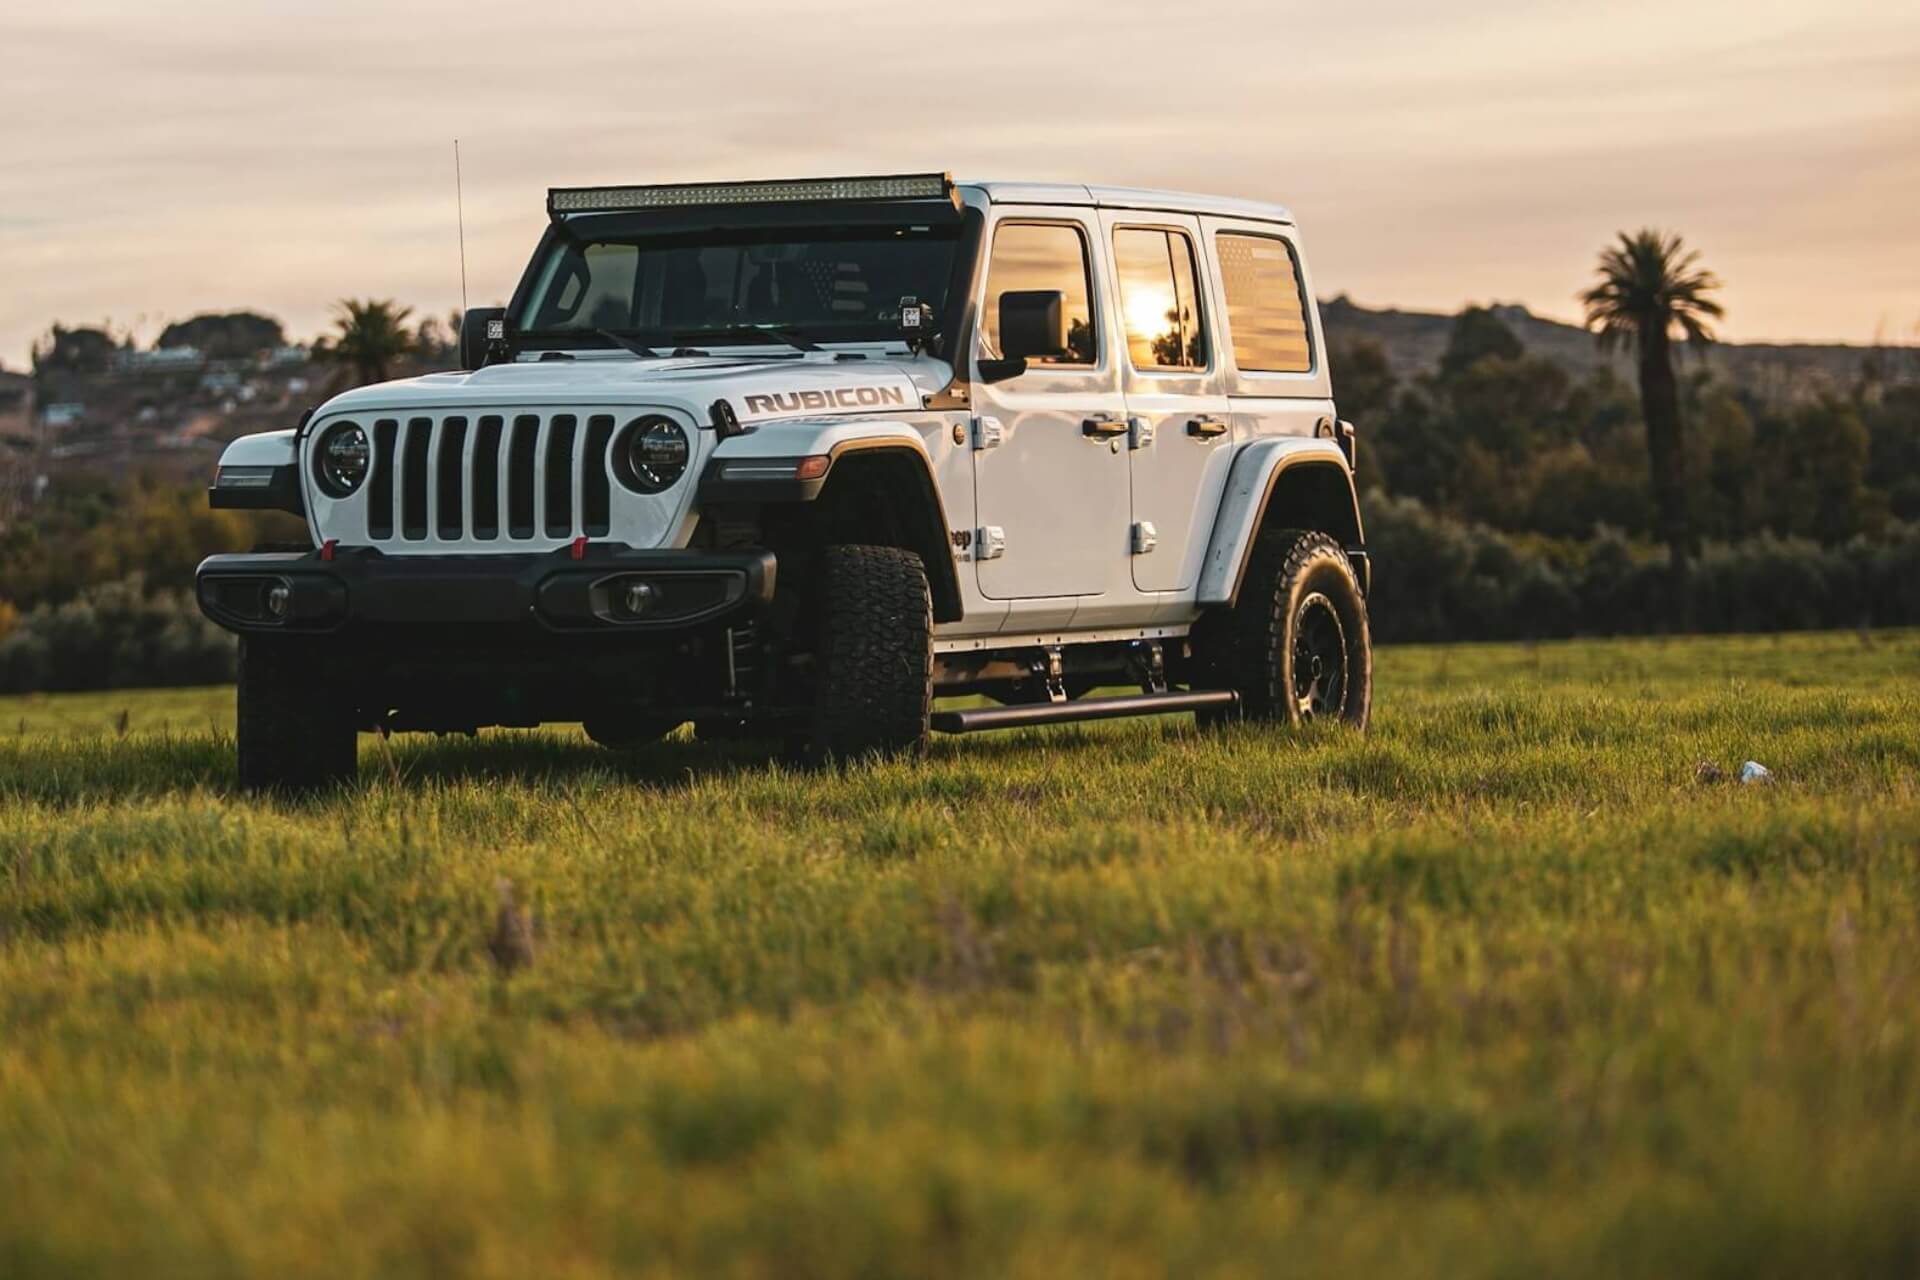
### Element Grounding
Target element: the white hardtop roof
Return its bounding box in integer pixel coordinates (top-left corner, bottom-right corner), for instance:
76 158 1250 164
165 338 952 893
958 180 1293 226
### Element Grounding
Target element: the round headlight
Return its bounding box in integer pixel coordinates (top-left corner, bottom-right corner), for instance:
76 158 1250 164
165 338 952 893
314 422 370 497
617 416 690 494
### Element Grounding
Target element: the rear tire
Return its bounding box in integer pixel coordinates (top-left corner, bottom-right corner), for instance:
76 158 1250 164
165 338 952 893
236 636 359 793
805 545 932 763
1199 529 1372 729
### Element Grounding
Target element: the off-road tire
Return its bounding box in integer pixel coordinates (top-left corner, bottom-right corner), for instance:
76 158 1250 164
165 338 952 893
806 545 932 763
236 636 359 793
1200 529 1371 729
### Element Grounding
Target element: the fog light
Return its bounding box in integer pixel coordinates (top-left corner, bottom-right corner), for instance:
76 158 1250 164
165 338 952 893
264 583 291 619
622 582 657 615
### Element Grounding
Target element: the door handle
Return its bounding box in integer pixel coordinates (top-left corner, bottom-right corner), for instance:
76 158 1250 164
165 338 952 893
1186 418 1229 439
1082 418 1129 439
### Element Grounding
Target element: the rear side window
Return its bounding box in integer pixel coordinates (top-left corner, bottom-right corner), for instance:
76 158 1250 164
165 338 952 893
1113 228 1206 370
980 222 1097 366
1216 232 1313 373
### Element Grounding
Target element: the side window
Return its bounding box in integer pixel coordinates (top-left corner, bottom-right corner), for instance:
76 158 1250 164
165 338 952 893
1216 232 1313 374
980 222 1097 366
1113 227 1206 371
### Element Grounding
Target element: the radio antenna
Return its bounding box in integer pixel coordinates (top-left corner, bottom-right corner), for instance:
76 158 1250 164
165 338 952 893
454 139 470 313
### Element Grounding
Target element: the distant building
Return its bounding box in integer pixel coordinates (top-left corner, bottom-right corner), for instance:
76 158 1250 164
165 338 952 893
114 347 206 374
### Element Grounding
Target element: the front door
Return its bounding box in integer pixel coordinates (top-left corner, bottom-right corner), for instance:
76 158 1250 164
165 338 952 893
970 213 1131 603
1100 212 1235 595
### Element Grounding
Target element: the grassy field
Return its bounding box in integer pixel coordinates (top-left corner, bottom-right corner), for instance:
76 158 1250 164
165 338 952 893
3 631 1918 1278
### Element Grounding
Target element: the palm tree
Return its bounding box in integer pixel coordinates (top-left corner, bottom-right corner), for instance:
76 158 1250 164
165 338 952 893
318 299 416 388
1581 231 1723 586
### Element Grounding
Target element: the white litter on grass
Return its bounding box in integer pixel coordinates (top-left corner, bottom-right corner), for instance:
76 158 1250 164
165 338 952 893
1739 761 1774 785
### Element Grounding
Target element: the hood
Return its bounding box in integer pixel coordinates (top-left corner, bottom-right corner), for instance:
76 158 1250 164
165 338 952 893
316 350 948 426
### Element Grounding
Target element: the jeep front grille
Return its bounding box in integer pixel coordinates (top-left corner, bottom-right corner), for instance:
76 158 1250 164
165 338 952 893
361 412 618 543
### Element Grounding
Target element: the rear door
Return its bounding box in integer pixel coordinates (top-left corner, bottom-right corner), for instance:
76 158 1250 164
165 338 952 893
1100 211 1234 595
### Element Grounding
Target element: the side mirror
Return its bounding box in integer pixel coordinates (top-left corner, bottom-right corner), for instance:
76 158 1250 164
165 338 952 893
998 290 1065 362
460 307 508 371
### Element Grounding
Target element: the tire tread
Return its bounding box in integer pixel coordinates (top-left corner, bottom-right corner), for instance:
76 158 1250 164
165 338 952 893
809 545 933 761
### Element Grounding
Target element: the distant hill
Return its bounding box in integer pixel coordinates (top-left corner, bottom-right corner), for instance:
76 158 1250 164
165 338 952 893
1319 297 1920 402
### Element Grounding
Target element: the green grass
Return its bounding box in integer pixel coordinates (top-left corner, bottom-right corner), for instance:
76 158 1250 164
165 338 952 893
3 630 1918 1278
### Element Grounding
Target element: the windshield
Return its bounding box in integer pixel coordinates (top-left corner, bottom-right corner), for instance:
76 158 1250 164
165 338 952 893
515 225 959 345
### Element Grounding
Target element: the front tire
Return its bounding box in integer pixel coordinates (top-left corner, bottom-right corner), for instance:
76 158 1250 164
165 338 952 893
1200 529 1372 729
236 636 359 793
805 545 932 763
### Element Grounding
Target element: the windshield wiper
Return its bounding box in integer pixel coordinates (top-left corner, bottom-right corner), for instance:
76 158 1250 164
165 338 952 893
672 324 821 353
594 328 662 359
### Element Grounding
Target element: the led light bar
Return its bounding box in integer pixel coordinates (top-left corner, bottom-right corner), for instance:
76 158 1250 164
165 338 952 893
548 172 955 216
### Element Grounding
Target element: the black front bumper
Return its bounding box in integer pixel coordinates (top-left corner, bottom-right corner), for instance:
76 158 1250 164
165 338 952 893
195 544 777 635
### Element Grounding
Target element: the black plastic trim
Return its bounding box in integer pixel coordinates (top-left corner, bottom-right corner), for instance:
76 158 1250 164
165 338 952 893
195 545 776 636
1347 548 1371 597
208 464 305 516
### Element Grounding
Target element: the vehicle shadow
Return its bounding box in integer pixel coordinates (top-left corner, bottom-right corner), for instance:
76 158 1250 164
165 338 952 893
0 725 794 809
2 714 1211 809
363 728 791 794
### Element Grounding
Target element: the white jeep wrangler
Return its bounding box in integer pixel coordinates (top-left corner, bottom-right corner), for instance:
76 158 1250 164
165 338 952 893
199 173 1370 790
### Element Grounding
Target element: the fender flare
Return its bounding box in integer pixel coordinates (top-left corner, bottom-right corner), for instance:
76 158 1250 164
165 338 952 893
1196 437 1363 607
208 429 305 515
700 420 964 623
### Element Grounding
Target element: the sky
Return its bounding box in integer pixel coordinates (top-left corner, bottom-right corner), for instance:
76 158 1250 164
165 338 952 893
2 0 1917 369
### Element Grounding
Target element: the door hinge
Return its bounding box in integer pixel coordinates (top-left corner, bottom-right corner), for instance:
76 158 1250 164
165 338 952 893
1132 521 1158 555
975 525 1006 560
1128 416 1155 450
972 415 1004 450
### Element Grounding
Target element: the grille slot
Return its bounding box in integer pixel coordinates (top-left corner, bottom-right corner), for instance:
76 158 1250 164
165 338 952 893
507 415 540 538
544 415 577 537
351 409 637 546
401 417 432 539
582 414 615 536
471 415 503 539
436 416 467 539
368 419 399 539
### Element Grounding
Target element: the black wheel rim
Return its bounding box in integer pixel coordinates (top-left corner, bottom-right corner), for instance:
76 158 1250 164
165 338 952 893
1291 592 1348 720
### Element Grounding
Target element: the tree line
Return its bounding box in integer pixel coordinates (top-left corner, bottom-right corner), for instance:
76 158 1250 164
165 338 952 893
1342 232 1916 571
4 232 1918 691
27 300 453 388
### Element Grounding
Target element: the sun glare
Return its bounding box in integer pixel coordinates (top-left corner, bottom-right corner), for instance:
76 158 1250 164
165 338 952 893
1126 287 1176 343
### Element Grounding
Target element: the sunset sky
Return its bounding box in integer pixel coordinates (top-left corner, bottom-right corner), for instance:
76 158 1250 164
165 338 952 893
2 0 1916 368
